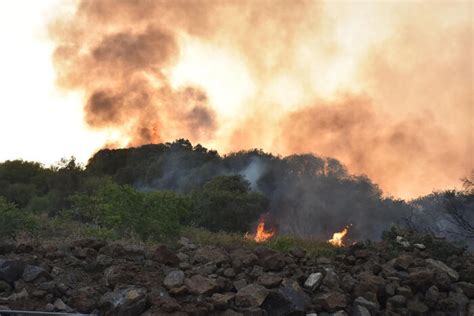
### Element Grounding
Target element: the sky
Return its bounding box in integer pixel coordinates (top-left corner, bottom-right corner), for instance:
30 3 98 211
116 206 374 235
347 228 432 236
0 0 472 199
0 0 108 164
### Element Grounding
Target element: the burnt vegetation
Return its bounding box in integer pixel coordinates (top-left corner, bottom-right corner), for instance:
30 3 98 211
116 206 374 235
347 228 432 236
0 139 472 247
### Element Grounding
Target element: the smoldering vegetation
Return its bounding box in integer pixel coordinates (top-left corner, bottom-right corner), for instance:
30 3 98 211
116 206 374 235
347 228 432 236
85 140 473 246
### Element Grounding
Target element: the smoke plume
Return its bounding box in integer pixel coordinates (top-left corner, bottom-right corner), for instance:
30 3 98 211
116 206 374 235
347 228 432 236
49 0 473 198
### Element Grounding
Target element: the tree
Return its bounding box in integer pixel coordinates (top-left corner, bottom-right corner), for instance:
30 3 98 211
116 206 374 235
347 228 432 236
190 175 268 232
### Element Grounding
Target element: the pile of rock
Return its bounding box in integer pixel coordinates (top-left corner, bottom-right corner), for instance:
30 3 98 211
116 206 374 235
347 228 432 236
0 236 473 315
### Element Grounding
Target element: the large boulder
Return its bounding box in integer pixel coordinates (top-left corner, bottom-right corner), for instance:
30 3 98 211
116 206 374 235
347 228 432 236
22 265 49 283
262 279 310 314
184 275 218 295
426 258 459 281
163 270 185 289
99 287 147 316
0 259 25 284
235 283 269 307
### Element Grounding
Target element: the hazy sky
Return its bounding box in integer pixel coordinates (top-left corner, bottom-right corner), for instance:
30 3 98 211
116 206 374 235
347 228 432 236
0 0 108 164
0 0 472 199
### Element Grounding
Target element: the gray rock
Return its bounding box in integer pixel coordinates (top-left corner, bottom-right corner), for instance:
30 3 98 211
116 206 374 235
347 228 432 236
22 265 49 282
456 281 474 298
163 270 185 289
257 273 282 288
262 278 310 314
54 298 72 312
184 274 218 295
313 292 347 312
413 243 426 250
388 295 406 308
426 258 459 281
233 279 247 291
99 287 147 316
354 296 378 312
211 292 235 309
353 305 370 316
0 259 25 283
235 283 269 307
407 299 428 314
396 236 410 248
304 272 323 291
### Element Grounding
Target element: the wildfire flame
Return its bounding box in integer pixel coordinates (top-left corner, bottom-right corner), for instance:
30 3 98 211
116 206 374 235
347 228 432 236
245 216 274 243
328 225 351 247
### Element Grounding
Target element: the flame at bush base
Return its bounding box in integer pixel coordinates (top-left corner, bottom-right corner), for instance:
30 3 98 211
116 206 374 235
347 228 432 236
328 225 351 247
245 217 275 243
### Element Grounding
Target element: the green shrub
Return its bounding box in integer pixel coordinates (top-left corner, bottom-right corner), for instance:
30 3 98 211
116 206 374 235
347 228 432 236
189 175 268 232
69 181 189 241
0 197 37 239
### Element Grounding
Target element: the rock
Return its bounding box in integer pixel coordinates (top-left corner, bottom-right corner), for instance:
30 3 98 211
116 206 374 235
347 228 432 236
211 293 235 309
424 285 439 307
233 279 247 291
235 283 269 307
262 278 310 314
184 275 218 295
22 265 49 282
261 253 286 271
54 298 72 312
407 299 428 314
223 268 236 278
354 296 378 312
70 287 98 313
0 280 12 292
393 254 414 271
304 272 323 291
353 305 371 316
426 258 459 281
164 270 185 289
230 248 258 268
387 295 406 308
0 259 25 283
99 287 147 316
257 273 282 288
194 247 229 265
413 243 426 250
153 245 180 266
457 281 474 298
408 268 435 291
289 246 306 258
323 268 340 289
396 236 410 248
313 292 347 312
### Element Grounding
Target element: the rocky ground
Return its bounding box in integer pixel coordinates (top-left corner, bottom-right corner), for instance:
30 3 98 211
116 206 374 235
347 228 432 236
0 235 473 316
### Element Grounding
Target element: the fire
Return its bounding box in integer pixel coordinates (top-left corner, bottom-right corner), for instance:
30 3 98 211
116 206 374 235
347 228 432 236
328 225 351 247
245 216 275 243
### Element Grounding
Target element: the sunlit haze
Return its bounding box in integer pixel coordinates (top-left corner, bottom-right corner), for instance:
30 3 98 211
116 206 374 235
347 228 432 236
0 0 473 199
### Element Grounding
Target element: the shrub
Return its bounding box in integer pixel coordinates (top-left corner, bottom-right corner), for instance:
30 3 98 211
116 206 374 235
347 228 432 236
0 197 37 239
189 175 268 232
69 181 189 241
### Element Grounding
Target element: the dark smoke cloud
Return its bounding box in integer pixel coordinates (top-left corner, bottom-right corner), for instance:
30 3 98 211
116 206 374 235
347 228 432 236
50 1 217 145
49 0 473 199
